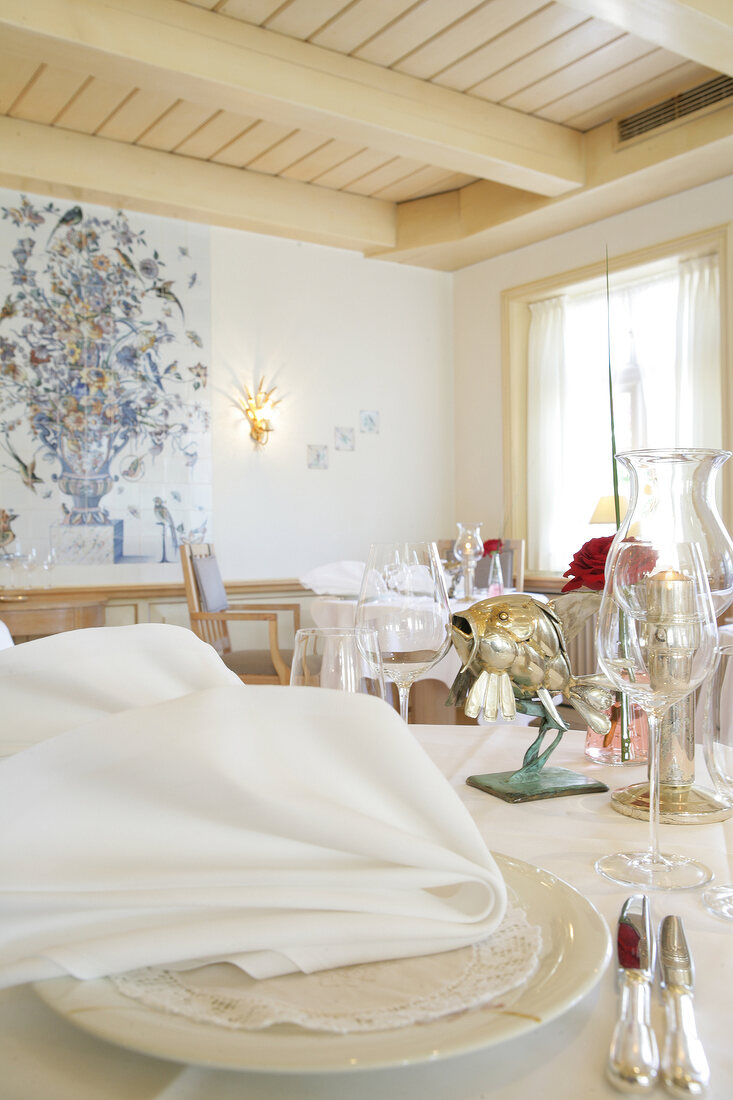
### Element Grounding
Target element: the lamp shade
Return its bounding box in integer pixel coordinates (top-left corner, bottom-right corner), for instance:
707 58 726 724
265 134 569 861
590 495 628 524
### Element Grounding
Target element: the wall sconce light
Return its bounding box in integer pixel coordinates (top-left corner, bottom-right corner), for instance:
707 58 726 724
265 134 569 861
237 377 281 447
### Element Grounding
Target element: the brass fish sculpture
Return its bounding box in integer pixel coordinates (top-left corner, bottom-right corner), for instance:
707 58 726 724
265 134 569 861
447 592 613 736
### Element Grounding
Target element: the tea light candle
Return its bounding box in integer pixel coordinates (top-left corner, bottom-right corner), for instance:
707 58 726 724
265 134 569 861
646 569 695 620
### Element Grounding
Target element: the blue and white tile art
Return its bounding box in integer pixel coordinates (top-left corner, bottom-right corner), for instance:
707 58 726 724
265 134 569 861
0 189 212 566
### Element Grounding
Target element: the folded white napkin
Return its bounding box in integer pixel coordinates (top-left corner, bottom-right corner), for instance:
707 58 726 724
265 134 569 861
299 560 365 595
0 623 240 754
0 685 506 988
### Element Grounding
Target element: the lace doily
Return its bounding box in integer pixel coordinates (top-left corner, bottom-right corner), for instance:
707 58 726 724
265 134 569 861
111 905 542 1034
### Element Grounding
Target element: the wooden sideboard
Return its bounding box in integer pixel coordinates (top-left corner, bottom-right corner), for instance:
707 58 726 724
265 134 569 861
0 594 107 643
0 580 313 646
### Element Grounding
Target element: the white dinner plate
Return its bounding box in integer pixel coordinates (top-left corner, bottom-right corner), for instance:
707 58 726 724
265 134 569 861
33 854 611 1074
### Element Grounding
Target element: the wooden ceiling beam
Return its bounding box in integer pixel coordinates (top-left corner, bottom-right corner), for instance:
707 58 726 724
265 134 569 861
559 0 733 76
0 116 396 251
0 0 584 197
376 104 733 269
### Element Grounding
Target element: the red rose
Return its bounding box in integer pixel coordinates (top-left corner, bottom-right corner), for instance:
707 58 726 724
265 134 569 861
618 541 658 584
561 535 614 592
483 538 503 556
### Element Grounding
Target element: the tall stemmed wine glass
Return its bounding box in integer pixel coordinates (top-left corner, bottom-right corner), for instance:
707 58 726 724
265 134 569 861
355 541 452 724
698 643 733 918
596 538 718 889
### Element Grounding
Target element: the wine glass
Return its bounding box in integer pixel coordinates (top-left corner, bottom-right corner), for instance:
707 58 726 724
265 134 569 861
596 539 718 889
698 643 733 918
290 627 385 699
355 541 451 724
22 548 41 586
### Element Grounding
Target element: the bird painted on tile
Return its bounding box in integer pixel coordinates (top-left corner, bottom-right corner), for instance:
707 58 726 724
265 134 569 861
114 248 141 279
151 280 184 320
0 509 18 555
153 496 178 563
1 436 43 493
47 205 82 247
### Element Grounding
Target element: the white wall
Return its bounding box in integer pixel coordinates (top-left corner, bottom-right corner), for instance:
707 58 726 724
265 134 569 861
211 229 454 580
0 188 453 588
453 175 733 540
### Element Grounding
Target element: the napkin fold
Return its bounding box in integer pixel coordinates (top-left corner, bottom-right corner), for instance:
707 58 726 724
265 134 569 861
0 682 506 988
0 623 240 753
299 560 365 595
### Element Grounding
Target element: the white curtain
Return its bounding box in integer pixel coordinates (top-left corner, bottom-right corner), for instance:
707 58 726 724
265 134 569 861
527 298 569 573
526 255 721 574
675 255 721 447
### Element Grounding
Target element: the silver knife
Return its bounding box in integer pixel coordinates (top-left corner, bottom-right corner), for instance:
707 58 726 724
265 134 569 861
658 915 710 1097
607 895 659 1093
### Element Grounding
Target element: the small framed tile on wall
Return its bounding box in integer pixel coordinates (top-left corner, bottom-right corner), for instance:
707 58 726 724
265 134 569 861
307 445 329 470
359 410 379 434
334 427 354 451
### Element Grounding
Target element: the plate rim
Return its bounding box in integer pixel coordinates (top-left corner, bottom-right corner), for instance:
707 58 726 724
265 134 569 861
33 853 611 1074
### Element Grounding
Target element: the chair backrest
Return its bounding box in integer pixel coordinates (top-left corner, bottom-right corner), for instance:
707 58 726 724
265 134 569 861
180 543 232 656
435 539 456 562
475 548 514 590
504 538 525 591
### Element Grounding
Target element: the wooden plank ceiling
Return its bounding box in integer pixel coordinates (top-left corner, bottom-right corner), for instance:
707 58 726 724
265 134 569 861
0 0 731 269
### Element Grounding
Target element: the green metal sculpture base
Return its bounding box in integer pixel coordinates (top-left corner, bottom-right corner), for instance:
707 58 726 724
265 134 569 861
468 766 608 803
467 704 608 804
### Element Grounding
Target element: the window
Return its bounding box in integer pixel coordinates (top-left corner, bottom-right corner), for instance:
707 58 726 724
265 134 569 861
502 231 728 576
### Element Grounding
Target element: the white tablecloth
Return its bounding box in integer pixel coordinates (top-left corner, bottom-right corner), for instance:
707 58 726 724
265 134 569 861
1 723 731 1099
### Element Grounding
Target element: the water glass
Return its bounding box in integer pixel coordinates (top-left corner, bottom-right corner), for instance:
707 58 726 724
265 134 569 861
290 627 385 699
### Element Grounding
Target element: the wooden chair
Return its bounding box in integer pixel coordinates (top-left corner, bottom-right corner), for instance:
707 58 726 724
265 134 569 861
180 544 300 685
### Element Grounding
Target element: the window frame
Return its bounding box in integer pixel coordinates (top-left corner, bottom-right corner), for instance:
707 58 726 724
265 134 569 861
501 226 731 578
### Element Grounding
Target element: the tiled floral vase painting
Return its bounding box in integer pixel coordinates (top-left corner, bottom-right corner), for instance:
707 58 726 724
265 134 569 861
0 189 212 569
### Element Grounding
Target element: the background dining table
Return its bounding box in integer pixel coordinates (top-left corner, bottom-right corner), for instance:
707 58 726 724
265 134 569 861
1 720 731 1099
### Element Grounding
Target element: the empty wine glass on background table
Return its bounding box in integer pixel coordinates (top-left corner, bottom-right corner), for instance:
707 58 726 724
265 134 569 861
698 643 733 918
355 541 451 724
596 537 718 889
290 627 385 699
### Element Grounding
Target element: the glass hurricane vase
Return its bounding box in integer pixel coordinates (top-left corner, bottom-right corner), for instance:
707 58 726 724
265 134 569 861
596 458 719 889
606 450 733 824
453 523 483 600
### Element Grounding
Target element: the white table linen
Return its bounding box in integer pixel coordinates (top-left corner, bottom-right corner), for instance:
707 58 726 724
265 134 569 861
0 623 241 754
0 680 506 989
0 723 730 1098
299 561 366 595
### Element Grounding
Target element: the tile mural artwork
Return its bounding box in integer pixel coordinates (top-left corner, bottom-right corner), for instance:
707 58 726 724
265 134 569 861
307 445 329 470
334 426 354 451
359 410 379 434
0 190 212 567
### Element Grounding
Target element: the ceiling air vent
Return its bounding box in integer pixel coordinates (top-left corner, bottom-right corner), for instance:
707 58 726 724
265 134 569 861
618 75 733 141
